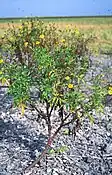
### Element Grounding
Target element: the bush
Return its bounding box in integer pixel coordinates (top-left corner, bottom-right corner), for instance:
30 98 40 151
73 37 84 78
0 18 109 171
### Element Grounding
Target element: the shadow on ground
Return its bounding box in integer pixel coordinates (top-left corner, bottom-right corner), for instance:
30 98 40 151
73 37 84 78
0 118 47 159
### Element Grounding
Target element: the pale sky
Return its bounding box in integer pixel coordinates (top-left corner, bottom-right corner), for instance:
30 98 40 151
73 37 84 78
0 0 112 17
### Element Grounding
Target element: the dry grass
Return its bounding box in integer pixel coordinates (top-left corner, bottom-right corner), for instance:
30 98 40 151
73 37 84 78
0 20 112 54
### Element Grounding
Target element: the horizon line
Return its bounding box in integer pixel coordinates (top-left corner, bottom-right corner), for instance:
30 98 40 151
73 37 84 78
0 15 112 19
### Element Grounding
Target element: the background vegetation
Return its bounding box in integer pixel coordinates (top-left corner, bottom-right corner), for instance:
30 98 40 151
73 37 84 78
0 16 112 54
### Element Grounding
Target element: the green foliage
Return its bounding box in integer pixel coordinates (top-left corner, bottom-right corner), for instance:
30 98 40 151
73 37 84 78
8 66 31 106
49 145 69 155
0 18 108 120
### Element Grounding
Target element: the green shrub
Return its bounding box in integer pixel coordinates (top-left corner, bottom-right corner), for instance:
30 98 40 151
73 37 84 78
0 18 109 171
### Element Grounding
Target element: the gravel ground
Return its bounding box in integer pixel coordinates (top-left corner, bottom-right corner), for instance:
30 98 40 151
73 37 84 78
0 55 112 175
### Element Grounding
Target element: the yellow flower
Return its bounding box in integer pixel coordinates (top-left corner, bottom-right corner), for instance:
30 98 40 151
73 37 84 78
19 25 23 30
74 28 80 36
36 41 40 45
0 71 2 75
68 83 74 89
24 42 28 47
108 90 112 95
65 76 70 80
66 25 70 29
39 34 45 39
10 37 14 41
108 86 112 95
109 86 112 90
0 59 4 64
61 39 65 43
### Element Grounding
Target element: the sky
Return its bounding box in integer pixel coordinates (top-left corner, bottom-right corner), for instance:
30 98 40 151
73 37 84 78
0 0 112 17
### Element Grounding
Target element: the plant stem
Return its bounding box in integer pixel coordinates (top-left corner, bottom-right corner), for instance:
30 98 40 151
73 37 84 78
24 124 62 173
24 110 79 173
